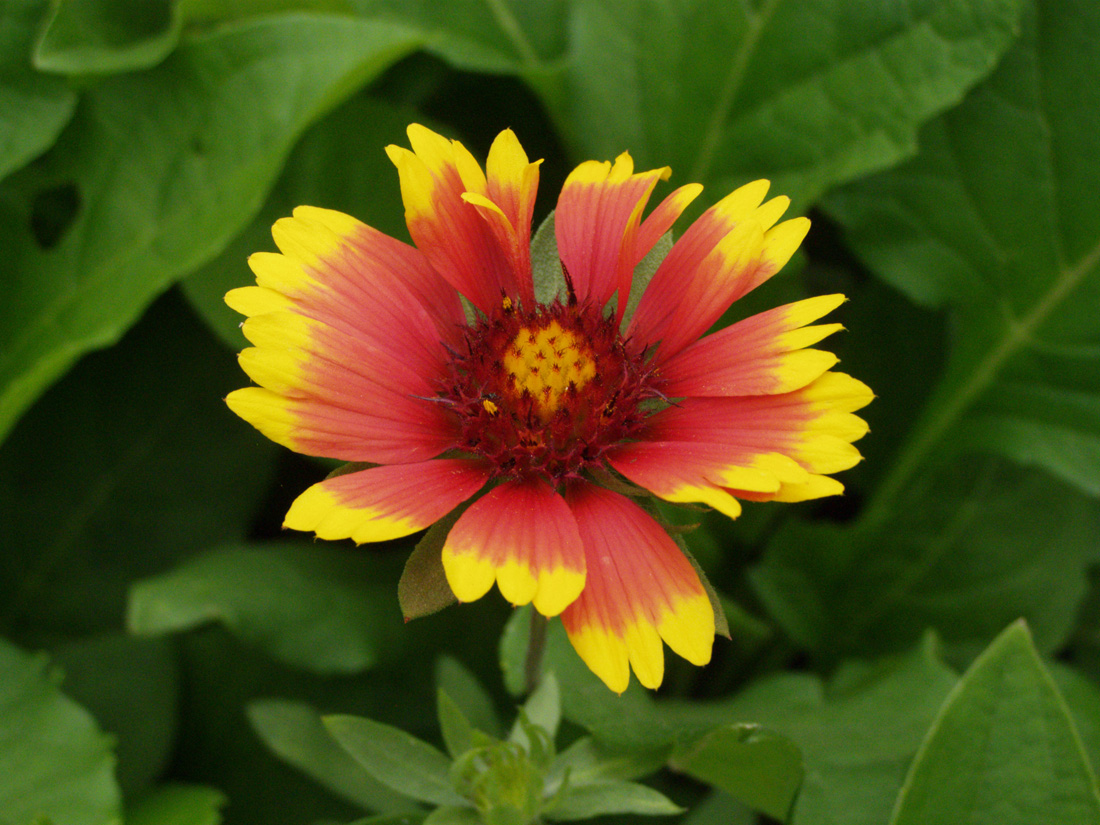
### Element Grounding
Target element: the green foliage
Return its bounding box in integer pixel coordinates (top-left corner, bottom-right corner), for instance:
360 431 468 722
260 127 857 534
0 639 120 825
126 784 226 825
128 543 397 674
3 0 1100 821
0 13 422 442
826 0 1100 500
890 623 1100 824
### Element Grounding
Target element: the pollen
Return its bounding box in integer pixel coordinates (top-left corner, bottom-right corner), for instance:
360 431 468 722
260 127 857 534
502 320 597 418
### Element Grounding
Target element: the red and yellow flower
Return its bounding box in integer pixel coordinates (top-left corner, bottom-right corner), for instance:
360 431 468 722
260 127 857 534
226 125 872 693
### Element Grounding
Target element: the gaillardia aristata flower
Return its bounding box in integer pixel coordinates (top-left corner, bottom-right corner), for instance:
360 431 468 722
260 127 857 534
226 125 872 693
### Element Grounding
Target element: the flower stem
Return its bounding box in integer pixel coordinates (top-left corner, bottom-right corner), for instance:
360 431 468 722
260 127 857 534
524 610 548 694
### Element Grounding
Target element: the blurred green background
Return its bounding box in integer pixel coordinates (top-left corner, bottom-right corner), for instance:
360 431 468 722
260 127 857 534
1 0 1099 823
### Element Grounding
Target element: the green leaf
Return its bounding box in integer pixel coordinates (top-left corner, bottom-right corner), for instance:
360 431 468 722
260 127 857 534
499 604 534 697
826 0 1100 502
546 779 683 820
558 0 1025 208
126 784 226 825
1053 664 1100 777
33 0 181 74
0 0 77 179
718 636 958 825
752 460 1099 661
325 715 466 807
248 699 417 815
422 808 478 825
51 634 177 798
0 13 421 443
890 622 1100 825
129 543 394 674
435 656 502 746
510 672 560 749
0 637 120 825
437 691 479 761
551 634 958 825
0 292 278 639
670 724 802 821
547 737 667 795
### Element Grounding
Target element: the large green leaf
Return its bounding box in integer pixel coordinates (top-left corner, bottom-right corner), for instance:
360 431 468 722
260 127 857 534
751 459 1099 661
129 543 397 674
0 14 421 443
0 293 278 640
547 622 957 825
669 725 802 822
722 637 958 825
557 0 1024 207
0 0 77 179
33 0 180 74
0 637 120 825
825 0 1100 502
890 622 1100 825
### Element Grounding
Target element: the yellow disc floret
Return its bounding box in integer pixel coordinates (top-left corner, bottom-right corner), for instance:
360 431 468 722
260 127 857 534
503 320 597 419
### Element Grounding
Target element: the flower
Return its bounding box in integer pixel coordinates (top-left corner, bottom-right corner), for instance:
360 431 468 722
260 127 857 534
225 125 872 693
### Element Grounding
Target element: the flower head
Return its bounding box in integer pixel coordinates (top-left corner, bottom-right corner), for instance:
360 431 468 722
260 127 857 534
226 125 872 692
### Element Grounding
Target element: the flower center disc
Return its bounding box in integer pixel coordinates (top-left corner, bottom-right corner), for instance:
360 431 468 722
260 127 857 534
441 300 660 484
502 320 597 421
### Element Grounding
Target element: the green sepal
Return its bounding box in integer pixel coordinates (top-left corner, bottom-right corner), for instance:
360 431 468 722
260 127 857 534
399 503 468 621
528 210 674 327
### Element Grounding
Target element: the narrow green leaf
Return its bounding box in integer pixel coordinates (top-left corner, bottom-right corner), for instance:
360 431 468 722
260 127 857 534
827 0 1100 503
435 656 502 742
422 807 479 825
671 725 802 821
547 737 668 789
0 638 120 825
247 699 416 815
546 779 683 820
0 14 421 442
33 0 181 74
559 0 1025 209
324 715 466 807
129 543 392 674
890 622 1100 825
499 604 533 697
510 672 560 749
126 784 226 825
0 0 77 179
437 691 478 761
